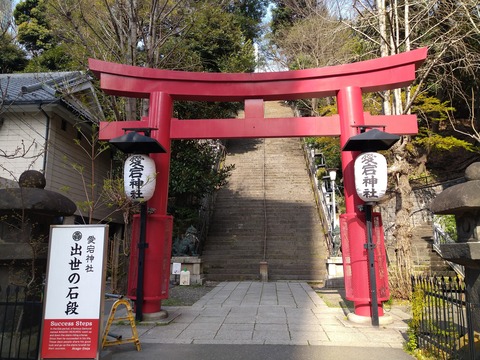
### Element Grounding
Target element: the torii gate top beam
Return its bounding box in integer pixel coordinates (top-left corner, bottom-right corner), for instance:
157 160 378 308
88 48 427 102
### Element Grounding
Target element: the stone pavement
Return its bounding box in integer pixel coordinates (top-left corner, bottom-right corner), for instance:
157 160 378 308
103 281 411 350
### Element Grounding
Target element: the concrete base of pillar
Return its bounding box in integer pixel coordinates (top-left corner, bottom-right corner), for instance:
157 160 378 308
140 310 169 321
259 261 268 282
347 312 393 325
325 257 344 288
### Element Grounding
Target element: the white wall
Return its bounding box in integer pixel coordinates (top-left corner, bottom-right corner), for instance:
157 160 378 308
0 107 121 223
0 112 47 181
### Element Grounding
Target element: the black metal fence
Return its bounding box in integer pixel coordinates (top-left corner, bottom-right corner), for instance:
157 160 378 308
0 285 42 360
411 276 477 359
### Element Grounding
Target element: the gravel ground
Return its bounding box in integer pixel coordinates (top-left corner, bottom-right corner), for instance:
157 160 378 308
312 285 411 314
313 287 354 310
164 282 218 306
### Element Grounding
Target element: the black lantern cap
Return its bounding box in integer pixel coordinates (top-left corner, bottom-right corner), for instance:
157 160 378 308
109 131 167 154
342 128 400 152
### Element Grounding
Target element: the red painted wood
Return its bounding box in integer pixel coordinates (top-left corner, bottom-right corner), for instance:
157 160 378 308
89 48 426 101
100 113 417 140
167 113 418 139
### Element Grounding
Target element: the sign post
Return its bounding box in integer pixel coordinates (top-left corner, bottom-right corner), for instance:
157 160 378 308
40 225 108 360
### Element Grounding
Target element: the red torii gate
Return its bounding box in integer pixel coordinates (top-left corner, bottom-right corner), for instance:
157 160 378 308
90 48 427 320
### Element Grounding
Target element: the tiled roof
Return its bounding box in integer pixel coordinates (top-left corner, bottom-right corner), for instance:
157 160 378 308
0 72 85 103
0 72 105 122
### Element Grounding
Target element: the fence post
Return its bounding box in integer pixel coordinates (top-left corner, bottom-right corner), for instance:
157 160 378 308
0 285 43 360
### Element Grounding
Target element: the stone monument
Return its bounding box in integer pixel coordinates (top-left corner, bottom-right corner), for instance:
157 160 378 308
430 162 480 349
0 170 76 290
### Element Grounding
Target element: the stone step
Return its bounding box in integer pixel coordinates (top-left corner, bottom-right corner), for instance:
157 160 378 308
409 224 458 274
385 222 458 275
202 274 263 281
202 102 328 281
203 256 327 265
203 262 327 272
202 248 326 259
203 268 327 278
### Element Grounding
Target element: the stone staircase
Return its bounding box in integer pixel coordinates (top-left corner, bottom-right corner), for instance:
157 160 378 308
410 224 456 275
201 102 328 282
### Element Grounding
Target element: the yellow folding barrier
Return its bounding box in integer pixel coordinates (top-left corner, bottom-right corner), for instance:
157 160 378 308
102 296 141 351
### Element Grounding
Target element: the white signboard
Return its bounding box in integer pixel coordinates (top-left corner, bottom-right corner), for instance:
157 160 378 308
40 225 108 360
172 262 182 275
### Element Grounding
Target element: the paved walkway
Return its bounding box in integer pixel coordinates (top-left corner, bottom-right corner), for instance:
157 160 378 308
104 282 411 349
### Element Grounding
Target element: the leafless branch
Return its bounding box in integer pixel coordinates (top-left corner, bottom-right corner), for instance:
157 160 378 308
0 140 43 159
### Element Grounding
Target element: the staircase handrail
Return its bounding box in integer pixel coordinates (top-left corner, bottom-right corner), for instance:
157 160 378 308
432 221 465 277
303 143 335 256
410 173 465 190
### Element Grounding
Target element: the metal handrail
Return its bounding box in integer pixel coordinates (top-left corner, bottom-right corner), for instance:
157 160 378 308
303 143 336 256
432 222 465 277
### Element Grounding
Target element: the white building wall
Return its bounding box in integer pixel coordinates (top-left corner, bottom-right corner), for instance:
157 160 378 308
0 112 47 181
1 107 121 223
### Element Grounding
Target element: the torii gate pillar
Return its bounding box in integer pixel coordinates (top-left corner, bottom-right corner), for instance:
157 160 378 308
139 92 173 315
338 87 379 318
90 48 427 321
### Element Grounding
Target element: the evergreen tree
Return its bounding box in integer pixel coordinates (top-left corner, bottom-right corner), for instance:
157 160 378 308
0 33 27 73
226 0 269 41
14 0 53 54
14 0 74 71
42 0 265 236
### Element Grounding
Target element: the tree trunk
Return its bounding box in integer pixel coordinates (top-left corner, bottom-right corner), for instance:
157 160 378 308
376 0 391 116
390 144 414 298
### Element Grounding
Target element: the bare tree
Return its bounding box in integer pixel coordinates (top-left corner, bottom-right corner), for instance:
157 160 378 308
266 7 357 115
345 0 480 295
0 78 46 172
47 0 197 119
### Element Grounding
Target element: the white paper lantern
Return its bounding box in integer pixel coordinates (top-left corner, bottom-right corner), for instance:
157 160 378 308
354 152 388 202
124 154 156 201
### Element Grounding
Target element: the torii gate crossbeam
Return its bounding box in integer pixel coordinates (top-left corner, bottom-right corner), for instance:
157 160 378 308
90 48 427 321
89 49 424 101
100 112 419 140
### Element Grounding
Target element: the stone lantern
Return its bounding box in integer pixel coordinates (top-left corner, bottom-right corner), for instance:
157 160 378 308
430 162 480 334
0 170 76 290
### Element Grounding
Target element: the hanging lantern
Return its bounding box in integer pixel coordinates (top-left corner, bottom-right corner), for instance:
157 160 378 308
354 152 388 202
124 154 156 201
